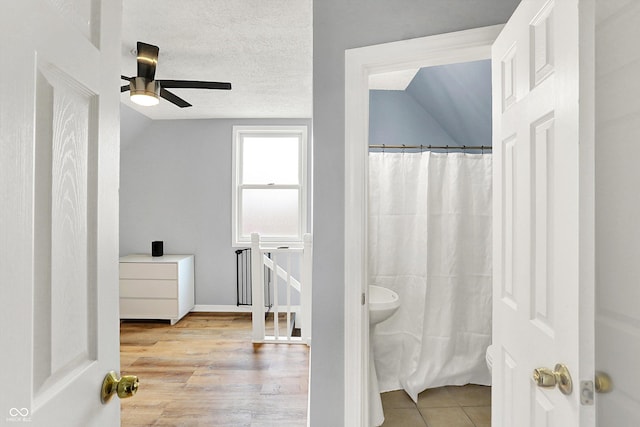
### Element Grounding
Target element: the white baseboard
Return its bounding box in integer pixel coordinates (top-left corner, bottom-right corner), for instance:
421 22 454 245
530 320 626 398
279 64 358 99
191 304 302 315
191 304 252 313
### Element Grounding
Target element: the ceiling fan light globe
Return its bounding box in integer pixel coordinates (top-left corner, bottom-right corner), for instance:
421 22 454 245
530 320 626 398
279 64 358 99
129 77 160 106
131 93 159 106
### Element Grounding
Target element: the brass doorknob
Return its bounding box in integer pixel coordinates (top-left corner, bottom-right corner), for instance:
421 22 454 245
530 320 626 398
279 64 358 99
595 371 613 393
532 363 573 395
101 371 139 403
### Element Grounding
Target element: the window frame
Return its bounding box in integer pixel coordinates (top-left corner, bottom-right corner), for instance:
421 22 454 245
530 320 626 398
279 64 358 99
232 125 308 247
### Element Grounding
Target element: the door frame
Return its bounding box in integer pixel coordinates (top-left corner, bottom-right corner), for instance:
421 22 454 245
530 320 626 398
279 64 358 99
343 25 503 426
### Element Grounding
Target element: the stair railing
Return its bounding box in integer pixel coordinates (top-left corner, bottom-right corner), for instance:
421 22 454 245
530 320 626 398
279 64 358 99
251 233 312 345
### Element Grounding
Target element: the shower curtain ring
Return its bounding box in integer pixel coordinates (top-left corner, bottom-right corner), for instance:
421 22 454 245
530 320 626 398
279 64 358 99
402 144 406 154
382 144 386 153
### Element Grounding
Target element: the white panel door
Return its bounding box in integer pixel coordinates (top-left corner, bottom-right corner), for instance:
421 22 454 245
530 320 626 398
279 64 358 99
0 0 122 425
492 0 595 426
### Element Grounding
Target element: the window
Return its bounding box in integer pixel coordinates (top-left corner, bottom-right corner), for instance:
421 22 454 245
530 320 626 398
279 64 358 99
232 126 308 246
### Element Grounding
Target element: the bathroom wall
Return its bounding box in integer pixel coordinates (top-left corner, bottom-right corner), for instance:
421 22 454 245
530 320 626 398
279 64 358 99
119 105 311 307
368 90 456 147
311 2 520 425
369 60 492 148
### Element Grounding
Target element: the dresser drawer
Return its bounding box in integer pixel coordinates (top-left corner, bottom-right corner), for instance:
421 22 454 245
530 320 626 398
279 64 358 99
118 254 194 324
120 262 177 280
120 279 178 299
120 298 178 319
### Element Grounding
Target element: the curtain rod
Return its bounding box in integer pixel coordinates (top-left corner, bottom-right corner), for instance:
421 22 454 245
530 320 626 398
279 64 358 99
369 144 492 151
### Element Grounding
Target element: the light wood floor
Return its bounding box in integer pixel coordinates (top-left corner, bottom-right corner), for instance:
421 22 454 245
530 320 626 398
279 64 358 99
120 313 309 427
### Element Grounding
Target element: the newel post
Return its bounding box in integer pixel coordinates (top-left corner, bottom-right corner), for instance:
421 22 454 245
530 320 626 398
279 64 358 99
250 233 265 343
302 233 313 345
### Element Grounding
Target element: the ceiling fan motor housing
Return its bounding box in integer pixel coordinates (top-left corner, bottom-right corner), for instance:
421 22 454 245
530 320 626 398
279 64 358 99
130 77 160 99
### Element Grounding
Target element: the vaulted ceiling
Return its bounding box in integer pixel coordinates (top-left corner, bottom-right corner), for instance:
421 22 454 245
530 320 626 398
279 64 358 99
369 60 492 148
406 60 492 146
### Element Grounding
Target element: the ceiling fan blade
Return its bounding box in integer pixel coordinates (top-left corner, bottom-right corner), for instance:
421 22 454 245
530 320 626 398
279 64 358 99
121 84 131 93
137 42 159 80
157 80 232 90
160 88 192 108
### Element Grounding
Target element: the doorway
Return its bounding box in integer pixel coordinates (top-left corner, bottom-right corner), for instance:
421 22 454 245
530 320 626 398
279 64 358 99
343 25 502 426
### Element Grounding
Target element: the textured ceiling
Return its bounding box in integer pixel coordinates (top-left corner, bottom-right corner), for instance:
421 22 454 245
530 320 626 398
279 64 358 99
120 0 312 120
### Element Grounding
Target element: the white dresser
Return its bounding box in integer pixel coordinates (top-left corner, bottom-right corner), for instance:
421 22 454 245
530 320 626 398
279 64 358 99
119 254 195 325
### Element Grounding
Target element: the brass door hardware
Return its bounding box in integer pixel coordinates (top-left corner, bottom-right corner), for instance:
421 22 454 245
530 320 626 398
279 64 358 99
532 363 573 395
595 371 613 393
101 371 139 403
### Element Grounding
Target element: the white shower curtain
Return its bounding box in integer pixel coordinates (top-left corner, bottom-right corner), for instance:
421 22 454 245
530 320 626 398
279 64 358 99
369 151 492 402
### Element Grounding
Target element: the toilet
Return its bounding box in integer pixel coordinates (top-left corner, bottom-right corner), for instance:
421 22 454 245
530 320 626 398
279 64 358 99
369 285 400 325
485 344 495 374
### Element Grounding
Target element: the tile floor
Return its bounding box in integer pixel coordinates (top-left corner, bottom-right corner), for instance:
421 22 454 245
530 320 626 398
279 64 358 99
380 385 491 427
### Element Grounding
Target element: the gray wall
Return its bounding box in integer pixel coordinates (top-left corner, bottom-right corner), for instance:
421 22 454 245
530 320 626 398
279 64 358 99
120 104 152 151
311 2 520 426
120 105 311 306
369 60 492 148
595 1 640 423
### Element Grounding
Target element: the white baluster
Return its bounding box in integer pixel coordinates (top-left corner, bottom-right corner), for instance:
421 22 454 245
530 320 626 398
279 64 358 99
286 252 292 340
251 233 265 343
273 252 279 340
302 233 313 345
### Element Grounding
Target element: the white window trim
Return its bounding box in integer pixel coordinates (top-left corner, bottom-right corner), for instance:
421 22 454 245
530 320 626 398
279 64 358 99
232 125 308 247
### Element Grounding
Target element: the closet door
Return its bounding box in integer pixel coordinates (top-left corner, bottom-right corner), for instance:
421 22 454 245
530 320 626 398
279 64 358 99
491 0 595 425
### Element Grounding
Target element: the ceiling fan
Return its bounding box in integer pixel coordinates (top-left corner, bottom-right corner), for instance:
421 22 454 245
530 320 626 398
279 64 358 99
121 41 232 108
